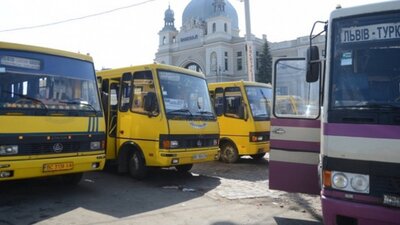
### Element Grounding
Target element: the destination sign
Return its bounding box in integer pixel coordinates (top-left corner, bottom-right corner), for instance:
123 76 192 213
341 22 400 43
0 56 41 70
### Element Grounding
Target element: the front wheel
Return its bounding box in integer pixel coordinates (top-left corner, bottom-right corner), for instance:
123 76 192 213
250 153 266 160
175 164 193 173
220 142 239 163
128 150 147 179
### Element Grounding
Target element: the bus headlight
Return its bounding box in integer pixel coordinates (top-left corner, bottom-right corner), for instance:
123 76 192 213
332 173 348 189
251 135 263 142
162 140 180 149
213 139 219 146
0 145 18 155
90 141 101 150
350 175 369 192
329 171 369 194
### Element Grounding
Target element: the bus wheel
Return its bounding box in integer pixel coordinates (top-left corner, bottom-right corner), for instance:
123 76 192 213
250 153 266 160
128 150 147 179
221 142 239 163
61 173 83 185
175 164 193 173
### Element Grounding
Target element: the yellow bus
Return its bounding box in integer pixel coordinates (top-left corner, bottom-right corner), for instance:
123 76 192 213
0 41 106 184
208 81 272 163
97 64 220 179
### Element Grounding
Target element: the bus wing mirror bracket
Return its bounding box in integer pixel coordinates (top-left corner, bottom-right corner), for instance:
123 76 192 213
306 46 321 83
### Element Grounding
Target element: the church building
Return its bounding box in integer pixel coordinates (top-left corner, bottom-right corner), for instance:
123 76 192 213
155 0 266 82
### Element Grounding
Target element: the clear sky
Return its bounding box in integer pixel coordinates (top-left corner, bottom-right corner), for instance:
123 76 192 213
0 0 391 70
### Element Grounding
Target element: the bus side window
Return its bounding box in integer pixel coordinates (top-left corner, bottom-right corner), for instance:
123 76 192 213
132 71 159 116
120 72 132 112
224 87 243 119
214 87 224 116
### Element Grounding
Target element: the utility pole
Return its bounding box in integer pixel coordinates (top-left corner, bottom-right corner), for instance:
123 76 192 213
241 0 255 81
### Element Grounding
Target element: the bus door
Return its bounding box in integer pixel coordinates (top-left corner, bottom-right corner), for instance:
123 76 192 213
103 78 120 159
269 58 321 194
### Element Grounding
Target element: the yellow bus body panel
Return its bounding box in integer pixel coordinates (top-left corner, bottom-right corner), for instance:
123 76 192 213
0 116 104 133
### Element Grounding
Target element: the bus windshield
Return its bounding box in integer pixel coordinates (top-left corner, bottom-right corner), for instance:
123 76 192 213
245 86 272 121
330 12 400 110
0 54 101 116
158 70 215 120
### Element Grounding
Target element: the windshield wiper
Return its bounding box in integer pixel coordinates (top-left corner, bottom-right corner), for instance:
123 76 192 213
60 100 98 113
167 108 193 116
196 111 214 116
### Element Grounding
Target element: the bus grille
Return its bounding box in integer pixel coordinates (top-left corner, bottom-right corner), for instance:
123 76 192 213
159 134 219 150
371 175 400 197
19 142 90 155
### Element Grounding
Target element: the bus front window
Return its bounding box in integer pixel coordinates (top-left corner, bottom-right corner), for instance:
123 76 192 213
246 86 272 121
331 12 400 110
0 72 101 115
158 70 215 120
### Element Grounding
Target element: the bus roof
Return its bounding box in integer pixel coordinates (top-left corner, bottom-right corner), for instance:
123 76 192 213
97 63 206 79
330 1 400 20
208 81 272 89
0 41 93 62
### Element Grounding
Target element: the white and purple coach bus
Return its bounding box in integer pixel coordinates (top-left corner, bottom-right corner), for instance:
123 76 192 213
269 1 400 225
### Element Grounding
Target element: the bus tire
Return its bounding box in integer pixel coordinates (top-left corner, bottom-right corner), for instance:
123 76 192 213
250 153 266 160
221 142 239 163
61 172 83 185
128 150 147 179
175 164 193 173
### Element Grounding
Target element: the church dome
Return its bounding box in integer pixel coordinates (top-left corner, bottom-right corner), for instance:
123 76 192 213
182 0 239 29
164 5 174 19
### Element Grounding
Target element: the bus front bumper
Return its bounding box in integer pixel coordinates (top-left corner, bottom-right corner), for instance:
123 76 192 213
322 194 400 225
156 147 219 167
238 142 270 156
0 153 105 181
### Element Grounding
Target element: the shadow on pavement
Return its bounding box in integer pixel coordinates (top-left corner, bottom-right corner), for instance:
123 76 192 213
274 217 323 225
0 169 221 225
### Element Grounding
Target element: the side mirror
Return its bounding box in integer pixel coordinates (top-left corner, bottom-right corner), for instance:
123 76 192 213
238 102 248 121
306 46 321 83
144 92 157 115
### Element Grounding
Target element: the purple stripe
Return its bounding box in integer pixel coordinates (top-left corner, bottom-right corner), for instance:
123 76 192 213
324 123 400 139
321 192 400 225
269 160 320 195
271 140 320 153
323 189 381 205
272 118 320 128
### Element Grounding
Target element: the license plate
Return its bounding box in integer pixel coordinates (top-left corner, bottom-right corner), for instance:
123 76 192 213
384 195 400 207
43 162 74 172
193 153 207 160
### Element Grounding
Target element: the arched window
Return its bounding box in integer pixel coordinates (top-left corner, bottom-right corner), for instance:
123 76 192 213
212 23 216 33
185 63 203 73
224 23 227 32
162 36 166 45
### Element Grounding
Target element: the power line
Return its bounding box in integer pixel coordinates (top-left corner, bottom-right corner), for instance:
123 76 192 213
0 0 156 33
